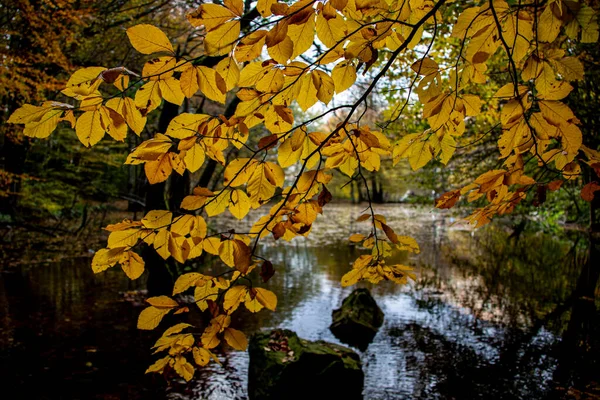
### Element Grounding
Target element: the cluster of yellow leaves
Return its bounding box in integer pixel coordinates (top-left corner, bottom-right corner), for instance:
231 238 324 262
341 255 416 287
423 0 598 225
346 213 419 284
322 125 391 176
393 57 481 169
94 210 207 266
436 168 534 227
144 322 221 382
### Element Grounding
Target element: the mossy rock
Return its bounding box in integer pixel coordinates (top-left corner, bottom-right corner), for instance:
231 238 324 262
248 329 364 400
330 288 384 351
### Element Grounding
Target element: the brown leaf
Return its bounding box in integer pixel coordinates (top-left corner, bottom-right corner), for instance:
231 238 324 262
317 185 333 207
435 190 460 209
547 180 564 191
272 222 286 240
258 134 279 150
260 260 275 283
592 163 600 178
581 182 600 202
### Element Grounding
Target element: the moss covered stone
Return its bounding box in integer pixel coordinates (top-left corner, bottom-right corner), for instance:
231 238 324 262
330 288 384 351
248 329 364 399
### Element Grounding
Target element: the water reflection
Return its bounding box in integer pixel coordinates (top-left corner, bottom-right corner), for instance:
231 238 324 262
1 204 598 399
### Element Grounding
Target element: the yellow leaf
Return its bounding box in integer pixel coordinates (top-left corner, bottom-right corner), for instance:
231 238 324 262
223 285 248 313
247 164 277 206
126 24 174 54
205 189 231 216
107 229 142 249
205 20 240 56
188 3 235 29
194 281 219 310
439 134 456 165
193 347 211 366
91 247 125 273
234 30 268 62
116 97 146 135
202 237 222 255
166 113 210 139
552 57 584 81
145 356 171 374
312 70 335 105
267 36 294 64
146 295 179 308
197 66 227 103
257 0 277 16
539 100 578 127
183 143 205 173
254 288 277 311
180 66 199 98
215 58 240 91
224 158 259 186
256 68 285 93
173 356 195 381
145 153 173 184
135 80 162 113
181 195 207 210
22 109 63 139
219 239 252 273
396 235 420 253
67 67 105 96
142 210 173 229
278 132 304 168
411 57 439 76
76 111 105 147
296 73 318 111
316 13 346 47
159 77 185 106
171 214 194 236
341 268 363 287
126 134 172 165
229 189 251 219
120 251 145 280
224 0 243 16
173 272 203 295
288 14 316 59
349 233 365 242
244 292 264 313
142 56 176 80
537 5 562 43
8 104 55 124
408 140 432 170
137 306 171 330
101 107 128 141
331 61 356 93
224 328 248 350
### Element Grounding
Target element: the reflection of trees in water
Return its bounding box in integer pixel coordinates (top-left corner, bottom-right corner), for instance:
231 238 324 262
408 225 599 398
387 322 557 399
422 227 585 329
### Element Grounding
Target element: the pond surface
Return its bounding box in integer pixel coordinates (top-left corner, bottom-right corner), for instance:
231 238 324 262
1 204 598 399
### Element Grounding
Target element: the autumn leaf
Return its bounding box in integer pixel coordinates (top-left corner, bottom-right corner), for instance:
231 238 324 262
581 182 600 201
126 24 174 55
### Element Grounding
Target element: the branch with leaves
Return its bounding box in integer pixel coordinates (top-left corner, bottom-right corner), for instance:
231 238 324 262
7 0 600 382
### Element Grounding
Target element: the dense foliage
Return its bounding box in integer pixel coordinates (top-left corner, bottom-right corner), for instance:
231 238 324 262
6 0 600 381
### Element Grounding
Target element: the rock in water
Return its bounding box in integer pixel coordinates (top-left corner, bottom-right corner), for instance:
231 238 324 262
248 329 364 400
330 288 384 351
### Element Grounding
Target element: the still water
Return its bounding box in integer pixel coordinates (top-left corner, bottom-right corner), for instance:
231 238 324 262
1 204 598 399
